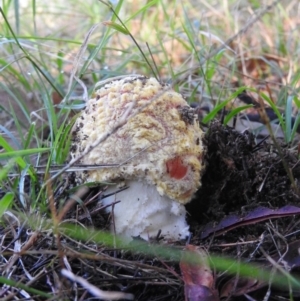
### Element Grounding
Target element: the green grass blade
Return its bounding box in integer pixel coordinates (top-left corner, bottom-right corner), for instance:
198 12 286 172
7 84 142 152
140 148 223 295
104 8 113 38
224 105 254 125
124 0 158 23
3 35 85 45
0 192 13 217
0 135 46 180
285 95 293 143
0 276 52 298
260 92 284 125
23 123 36 150
32 0 36 32
19 164 34 208
0 148 50 160
0 57 31 89
102 21 129 35
13 0 20 34
0 135 28 167
0 8 64 98
54 118 75 164
0 159 15 180
0 125 22 149
55 222 300 291
203 86 248 123
290 96 300 142
79 0 125 77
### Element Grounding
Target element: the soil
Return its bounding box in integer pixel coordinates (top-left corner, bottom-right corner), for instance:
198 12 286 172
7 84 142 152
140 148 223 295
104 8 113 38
186 120 300 300
188 120 300 230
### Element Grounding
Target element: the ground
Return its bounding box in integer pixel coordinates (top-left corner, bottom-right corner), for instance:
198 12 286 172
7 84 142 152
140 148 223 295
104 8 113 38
1 0 300 300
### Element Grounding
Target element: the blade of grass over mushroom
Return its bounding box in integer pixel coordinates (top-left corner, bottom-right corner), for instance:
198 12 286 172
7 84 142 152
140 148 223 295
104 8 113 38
94 74 143 89
211 254 300 291
53 223 300 290
14 196 300 282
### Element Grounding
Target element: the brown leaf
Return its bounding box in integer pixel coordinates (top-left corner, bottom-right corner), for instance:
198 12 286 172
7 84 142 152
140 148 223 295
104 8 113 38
180 245 219 301
201 205 300 239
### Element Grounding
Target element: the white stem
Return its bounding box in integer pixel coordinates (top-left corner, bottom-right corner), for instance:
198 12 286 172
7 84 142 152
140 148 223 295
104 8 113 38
102 180 190 241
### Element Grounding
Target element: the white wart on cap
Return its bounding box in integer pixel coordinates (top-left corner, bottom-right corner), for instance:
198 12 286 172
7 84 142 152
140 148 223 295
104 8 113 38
71 76 205 241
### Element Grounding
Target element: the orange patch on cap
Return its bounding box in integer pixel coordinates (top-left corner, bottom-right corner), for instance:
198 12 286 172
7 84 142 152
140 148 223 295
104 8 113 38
166 156 188 179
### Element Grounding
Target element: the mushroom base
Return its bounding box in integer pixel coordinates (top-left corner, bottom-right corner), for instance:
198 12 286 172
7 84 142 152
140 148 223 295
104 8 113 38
102 180 190 241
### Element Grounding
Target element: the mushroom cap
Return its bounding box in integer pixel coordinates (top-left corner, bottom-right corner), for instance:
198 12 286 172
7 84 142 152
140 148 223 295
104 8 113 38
71 76 205 204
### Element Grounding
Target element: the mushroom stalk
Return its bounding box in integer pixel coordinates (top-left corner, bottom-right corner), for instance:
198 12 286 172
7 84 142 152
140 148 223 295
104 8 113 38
103 181 190 241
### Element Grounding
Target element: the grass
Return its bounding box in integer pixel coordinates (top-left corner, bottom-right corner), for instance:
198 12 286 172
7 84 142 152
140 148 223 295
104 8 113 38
1 0 300 300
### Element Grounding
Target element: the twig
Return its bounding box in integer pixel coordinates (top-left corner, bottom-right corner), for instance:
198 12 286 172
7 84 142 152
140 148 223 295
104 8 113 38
61 269 134 300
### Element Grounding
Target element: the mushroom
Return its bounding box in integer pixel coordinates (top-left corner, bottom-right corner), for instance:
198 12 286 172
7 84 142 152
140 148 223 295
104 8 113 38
71 75 205 241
